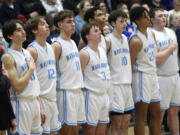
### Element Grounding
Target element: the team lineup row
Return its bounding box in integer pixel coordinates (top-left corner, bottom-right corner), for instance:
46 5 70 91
1 6 180 135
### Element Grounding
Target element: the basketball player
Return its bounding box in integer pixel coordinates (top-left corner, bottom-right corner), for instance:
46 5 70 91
151 8 180 135
80 23 110 135
52 10 85 135
107 9 134 135
2 20 42 135
25 16 61 135
78 7 110 51
129 6 161 135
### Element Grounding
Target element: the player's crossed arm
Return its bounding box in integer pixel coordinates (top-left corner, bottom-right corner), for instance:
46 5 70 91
2 54 35 92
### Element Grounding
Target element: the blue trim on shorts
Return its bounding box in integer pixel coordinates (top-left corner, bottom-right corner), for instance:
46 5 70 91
135 98 161 104
31 131 42 135
61 90 78 126
135 72 161 104
109 108 124 113
16 129 27 135
85 90 90 123
98 120 109 124
87 122 97 127
170 102 180 107
161 103 180 110
43 124 61 134
139 72 144 101
161 107 169 110
42 130 50 134
134 98 150 104
51 124 62 132
124 106 135 112
84 90 98 126
151 98 161 103
77 120 86 124
57 58 61 89
16 100 27 135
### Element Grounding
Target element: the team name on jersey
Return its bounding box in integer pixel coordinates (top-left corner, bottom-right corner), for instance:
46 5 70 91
66 52 79 61
40 59 56 69
91 62 108 71
144 43 154 53
114 48 129 56
21 63 28 71
159 39 170 47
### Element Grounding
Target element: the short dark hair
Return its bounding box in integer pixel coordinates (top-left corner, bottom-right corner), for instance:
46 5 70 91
149 8 164 18
81 23 99 44
2 19 24 43
54 10 74 28
108 9 127 26
130 6 148 24
84 7 99 23
25 16 44 39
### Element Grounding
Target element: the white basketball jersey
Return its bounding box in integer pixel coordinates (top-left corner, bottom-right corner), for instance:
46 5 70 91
6 48 40 100
54 36 84 90
152 27 179 76
29 41 57 101
99 35 107 51
130 28 156 74
108 33 132 84
83 46 111 94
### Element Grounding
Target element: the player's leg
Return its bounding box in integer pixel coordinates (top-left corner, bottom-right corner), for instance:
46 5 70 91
149 102 161 135
83 124 96 135
167 106 179 135
71 124 80 135
110 114 122 135
134 102 148 135
120 114 131 135
58 124 72 135
95 123 107 135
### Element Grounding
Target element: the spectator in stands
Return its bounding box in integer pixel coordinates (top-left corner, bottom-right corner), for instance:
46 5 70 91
161 0 174 11
102 23 111 36
75 0 91 35
148 0 165 10
169 12 180 31
142 3 150 12
16 0 46 19
168 0 180 26
95 0 110 19
0 0 26 25
40 0 63 17
63 0 81 15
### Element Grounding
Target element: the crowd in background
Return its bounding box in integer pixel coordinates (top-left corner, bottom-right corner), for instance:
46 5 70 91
0 0 179 49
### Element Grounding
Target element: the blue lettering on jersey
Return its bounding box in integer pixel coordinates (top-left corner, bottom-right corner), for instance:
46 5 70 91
159 39 170 48
91 63 108 71
30 73 36 80
48 69 56 79
114 48 129 55
144 44 154 53
21 63 28 71
40 60 55 69
66 52 79 61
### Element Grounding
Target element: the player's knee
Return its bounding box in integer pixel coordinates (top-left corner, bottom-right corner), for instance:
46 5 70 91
120 121 129 130
168 108 179 118
96 129 106 135
151 109 161 119
112 120 121 131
